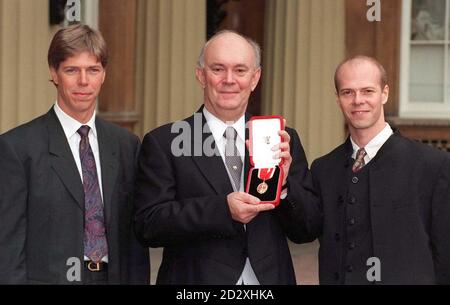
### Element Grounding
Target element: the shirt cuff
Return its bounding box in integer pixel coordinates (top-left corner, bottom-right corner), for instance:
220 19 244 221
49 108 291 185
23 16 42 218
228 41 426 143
280 188 288 200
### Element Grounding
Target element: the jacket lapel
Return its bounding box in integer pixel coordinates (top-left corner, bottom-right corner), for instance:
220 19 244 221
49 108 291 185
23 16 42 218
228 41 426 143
368 133 400 248
368 132 400 208
243 114 250 189
95 118 119 226
190 110 234 194
189 108 251 195
47 109 85 210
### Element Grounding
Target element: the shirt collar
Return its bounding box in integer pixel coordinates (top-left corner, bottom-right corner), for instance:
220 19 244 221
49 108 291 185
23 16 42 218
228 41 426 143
203 107 245 142
350 123 393 161
53 101 97 139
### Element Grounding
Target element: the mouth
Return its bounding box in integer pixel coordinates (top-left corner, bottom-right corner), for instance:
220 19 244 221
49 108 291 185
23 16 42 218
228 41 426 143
351 110 370 115
73 92 93 98
219 91 239 98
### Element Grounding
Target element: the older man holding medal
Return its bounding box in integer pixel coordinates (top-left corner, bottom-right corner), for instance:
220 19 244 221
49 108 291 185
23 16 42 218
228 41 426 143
134 30 316 285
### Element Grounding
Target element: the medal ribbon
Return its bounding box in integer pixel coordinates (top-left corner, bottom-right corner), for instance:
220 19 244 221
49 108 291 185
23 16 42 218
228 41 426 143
258 168 275 181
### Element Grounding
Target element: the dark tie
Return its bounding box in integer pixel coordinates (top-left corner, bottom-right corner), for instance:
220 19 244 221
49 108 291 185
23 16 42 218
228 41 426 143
352 148 367 173
77 125 108 263
224 127 243 191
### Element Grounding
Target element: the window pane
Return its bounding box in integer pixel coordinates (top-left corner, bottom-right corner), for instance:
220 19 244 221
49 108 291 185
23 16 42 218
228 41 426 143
411 0 445 40
409 45 444 103
448 45 450 101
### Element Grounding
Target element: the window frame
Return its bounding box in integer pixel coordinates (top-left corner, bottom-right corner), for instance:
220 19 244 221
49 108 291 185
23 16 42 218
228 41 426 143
399 0 450 118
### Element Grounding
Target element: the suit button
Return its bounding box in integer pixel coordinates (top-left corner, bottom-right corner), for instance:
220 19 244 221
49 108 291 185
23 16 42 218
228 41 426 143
334 272 340 281
347 265 353 273
351 177 359 184
242 247 248 256
348 218 355 226
335 233 341 242
337 195 344 205
348 196 356 204
348 242 355 250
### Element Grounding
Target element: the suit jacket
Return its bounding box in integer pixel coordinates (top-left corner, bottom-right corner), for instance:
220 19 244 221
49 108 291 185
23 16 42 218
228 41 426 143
134 107 311 284
286 132 450 284
0 108 149 284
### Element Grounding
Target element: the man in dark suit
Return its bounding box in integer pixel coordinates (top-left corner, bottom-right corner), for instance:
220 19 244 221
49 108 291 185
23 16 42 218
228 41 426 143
286 55 450 284
134 30 312 284
0 24 149 284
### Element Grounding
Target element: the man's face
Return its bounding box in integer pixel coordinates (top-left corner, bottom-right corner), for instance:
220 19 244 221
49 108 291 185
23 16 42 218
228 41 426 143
50 51 105 122
196 33 261 122
336 60 388 134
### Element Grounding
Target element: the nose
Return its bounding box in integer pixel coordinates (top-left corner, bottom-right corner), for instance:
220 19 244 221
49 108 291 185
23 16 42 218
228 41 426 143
224 69 235 84
353 91 364 105
78 70 88 86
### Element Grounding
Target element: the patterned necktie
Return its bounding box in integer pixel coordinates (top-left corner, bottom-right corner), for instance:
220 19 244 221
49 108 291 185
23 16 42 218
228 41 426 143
224 127 243 191
77 125 108 263
352 148 367 173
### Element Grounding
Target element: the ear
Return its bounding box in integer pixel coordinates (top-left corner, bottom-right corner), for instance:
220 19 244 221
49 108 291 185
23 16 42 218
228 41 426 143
381 84 389 105
101 69 106 84
49 67 58 85
250 68 262 92
335 91 341 107
195 67 206 88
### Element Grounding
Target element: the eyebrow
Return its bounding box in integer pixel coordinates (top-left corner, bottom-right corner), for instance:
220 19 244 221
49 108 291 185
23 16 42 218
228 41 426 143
339 86 376 91
209 63 250 68
62 64 103 69
234 64 250 69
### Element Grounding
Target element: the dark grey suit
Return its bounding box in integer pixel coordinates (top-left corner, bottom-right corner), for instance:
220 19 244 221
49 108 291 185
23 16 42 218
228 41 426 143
134 107 312 284
0 108 149 284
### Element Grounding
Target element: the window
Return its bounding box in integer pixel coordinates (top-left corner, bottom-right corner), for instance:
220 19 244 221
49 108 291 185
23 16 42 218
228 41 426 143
400 0 450 118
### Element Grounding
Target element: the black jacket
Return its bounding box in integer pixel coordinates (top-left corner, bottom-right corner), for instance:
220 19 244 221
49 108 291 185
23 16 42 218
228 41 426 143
286 132 450 284
134 107 312 284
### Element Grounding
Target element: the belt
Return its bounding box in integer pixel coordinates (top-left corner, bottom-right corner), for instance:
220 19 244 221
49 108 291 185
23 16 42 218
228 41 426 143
85 261 108 272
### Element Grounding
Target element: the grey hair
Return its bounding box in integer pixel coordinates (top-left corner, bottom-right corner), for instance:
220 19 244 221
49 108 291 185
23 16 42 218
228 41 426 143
197 30 261 69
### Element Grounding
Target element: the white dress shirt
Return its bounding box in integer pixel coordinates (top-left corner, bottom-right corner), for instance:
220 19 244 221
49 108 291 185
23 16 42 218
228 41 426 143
350 123 394 165
53 102 107 262
203 107 260 285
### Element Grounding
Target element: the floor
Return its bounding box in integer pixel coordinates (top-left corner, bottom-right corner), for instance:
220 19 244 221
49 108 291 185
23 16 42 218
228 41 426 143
149 240 319 285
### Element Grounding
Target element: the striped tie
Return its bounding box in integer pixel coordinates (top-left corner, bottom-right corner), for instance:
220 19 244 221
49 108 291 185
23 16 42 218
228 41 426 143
223 127 242 191
352 148 367 173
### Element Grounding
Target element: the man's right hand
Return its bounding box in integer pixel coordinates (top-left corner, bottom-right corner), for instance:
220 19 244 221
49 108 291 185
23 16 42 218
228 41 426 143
227 192 275 224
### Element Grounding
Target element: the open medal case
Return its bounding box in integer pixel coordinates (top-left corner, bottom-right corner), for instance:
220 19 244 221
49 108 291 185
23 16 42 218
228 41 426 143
245 115 284 206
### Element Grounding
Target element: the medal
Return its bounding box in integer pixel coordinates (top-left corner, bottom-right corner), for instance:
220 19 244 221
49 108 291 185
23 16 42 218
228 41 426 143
257 182 268 194
256 168 275 194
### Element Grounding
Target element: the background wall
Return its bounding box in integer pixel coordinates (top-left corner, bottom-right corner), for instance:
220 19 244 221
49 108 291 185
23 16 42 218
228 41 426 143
263 0 345 161
0 0 58 132
0 0 345 161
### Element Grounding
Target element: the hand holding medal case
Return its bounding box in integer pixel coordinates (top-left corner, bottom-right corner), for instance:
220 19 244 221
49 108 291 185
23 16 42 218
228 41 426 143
245 116 284 206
